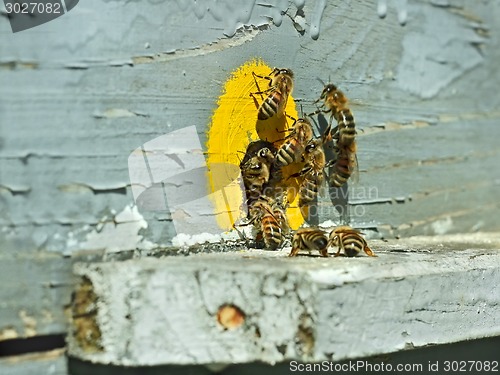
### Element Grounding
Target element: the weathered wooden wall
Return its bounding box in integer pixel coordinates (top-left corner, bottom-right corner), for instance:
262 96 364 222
1 0 500 371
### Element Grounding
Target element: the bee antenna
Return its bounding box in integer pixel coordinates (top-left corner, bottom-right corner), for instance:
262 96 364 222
316 77 326 86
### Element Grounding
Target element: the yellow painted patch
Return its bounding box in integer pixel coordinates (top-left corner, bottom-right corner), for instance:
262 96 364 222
206 59 305 230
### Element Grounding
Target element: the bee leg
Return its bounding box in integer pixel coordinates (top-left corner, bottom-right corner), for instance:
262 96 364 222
251 71 273 101
319 248 329 257
325 159 336 168
252 71 273 86
330 124 339 138
288 165 312 180
364 245 377 257
306 106 330 118
288 247 300 257
333 246 343 257
250 93 262 110
284 113 298 129
232 223 251 248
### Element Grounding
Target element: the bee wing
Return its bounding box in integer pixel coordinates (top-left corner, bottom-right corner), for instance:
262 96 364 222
318 170 328 198
333 226 362 235
349 152 360 184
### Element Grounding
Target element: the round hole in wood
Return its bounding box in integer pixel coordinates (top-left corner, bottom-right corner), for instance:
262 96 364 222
217 304 245 329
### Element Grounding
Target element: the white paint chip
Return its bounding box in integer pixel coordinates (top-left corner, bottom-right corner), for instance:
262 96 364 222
80 205 148 252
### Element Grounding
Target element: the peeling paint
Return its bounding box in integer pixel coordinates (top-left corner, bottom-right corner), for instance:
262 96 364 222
133 27 265 65
57 183 128 195
78 205 149 253
431 216 454 235
19 310 37 337
0 60 38 70
309 0 326 40
0 184 31 195
0 327 19 341
93 109 149 119
360 120 432 137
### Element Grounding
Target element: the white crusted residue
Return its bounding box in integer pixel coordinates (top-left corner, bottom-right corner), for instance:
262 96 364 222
172 233 221 247
79 205 149 252
431 216 453 235
172 228 250 247
319 220 337 229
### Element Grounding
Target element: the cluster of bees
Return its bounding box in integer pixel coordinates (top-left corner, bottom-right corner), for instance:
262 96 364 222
237 67 376 258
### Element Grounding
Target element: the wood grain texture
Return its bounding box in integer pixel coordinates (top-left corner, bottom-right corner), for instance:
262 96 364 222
1 0 499 356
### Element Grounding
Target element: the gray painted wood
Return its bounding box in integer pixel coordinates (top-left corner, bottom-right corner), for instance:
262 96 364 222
67 233 500 366
1 0 500 367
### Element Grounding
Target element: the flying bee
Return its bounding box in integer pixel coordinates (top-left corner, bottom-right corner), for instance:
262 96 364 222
240 146 275 203
289 125 332 206
312 82 356 146
289 227 329 257
250 68 294 121
246 196 288 250
328 225 376 257
274 117 314 168
329 140 358 188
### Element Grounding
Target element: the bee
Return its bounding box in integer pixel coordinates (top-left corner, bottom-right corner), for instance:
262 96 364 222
328 225 376 257
314 82 356 146
251 68 294 121
288 227 329 257
329 140 358 188
240 146 275 202
247 196 288 250
289 125 332 206
239 140 275 166
274 117 314 168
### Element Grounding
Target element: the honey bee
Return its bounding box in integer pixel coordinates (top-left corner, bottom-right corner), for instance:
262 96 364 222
328 226 376 257
247 196 288 250
289 125 332 206
239 140 276 165
329 140 358 188
314 82 356 146
288 227 329 257
240 144 275 202
274 117 314 168
251 68 294 120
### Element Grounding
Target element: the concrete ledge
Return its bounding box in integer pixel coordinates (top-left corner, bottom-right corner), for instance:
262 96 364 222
67 233 500 366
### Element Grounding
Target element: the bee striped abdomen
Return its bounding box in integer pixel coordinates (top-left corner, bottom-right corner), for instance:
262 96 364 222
258 91 282 120
289 229 327 256
275 143 297 166
299 175 319 205
341 233 364 257
330 141 356 188
328 225 376 257
330 152 350 187
335 109 356 145
262 214 282 250
289 228 328 257
308 233 328 251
